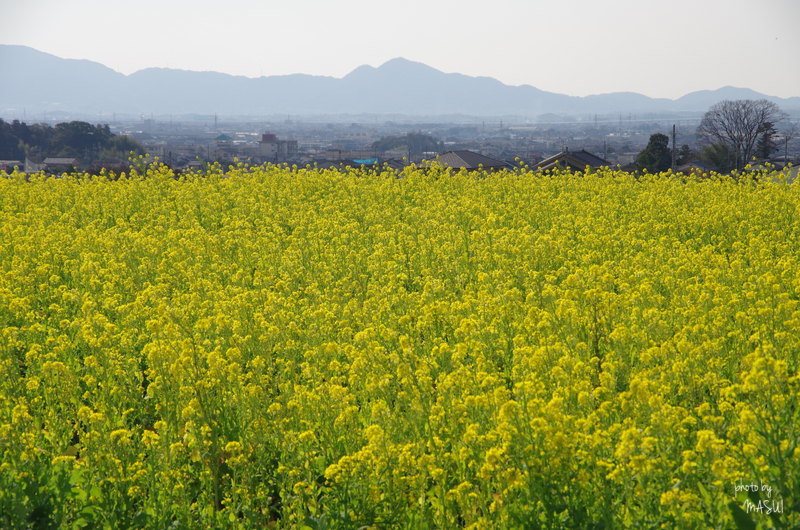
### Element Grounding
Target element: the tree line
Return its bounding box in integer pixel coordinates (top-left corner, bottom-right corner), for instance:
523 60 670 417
636 99 795 173
371 133 443 157
0 120 144 163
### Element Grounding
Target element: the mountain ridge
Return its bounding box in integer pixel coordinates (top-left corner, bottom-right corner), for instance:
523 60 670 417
2 45 798 117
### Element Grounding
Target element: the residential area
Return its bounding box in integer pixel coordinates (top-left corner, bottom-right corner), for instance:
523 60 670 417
1 108 798 176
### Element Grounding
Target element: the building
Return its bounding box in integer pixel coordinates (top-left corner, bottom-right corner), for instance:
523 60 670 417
0 160 23 173
257 132 298 163
43 157 79 173
532 149 610 172
675 161 715 175
314 149 379 162
25 158 46 173
88 158 128 174
215 134 234 148
313 158 410 172
423 150 509 171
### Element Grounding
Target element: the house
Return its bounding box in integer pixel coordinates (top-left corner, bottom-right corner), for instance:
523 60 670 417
423 150 509 171
312 158 410 173
740 162 799 183
25 158 46 173
0 160 23 173
675 161 715 176
382 159 410 172
89 158 128 174
532 149 610 172
43 157 79 173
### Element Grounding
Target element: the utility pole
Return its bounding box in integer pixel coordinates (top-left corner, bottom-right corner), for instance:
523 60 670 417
786 135 790 165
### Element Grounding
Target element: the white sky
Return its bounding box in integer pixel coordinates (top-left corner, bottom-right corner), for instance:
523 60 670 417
1 0 798 99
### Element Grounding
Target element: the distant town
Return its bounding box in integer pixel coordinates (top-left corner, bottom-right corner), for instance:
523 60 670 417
1 111 798 177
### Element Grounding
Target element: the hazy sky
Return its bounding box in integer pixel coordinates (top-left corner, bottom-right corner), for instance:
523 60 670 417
1 0 798 99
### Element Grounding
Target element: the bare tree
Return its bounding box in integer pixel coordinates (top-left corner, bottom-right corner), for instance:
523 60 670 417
697 99 787 169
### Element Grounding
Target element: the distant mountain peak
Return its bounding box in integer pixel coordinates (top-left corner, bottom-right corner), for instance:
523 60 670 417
1 44 798 117
377 57 446 75
379 57 427 68
345 57 438 80
343 63 376 78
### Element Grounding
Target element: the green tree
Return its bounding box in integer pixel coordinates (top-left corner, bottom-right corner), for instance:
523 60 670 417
754 121 778 160
700 143 734 172
635 133 672 172
372 133 443 157
676 144 694 165
52 121 114 159
22 123 56 156
0 119 25 160
98 135 145 160
0 120 142 164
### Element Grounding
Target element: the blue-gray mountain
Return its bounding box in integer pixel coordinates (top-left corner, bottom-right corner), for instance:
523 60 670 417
2 45 798 117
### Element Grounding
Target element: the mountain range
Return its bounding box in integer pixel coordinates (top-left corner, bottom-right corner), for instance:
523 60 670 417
2 45 799 118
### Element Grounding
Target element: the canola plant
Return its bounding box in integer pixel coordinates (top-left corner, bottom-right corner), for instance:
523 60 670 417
0 162 797 528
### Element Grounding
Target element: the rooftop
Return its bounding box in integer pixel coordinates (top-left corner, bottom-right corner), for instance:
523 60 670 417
43 157 79 165
533 149 610 171
425 150 509 170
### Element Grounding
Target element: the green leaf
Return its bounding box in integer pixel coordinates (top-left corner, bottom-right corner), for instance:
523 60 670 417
697 482 712 506
747 488 760 505
728 501 756 530
70 467 85 485
89 485 102 500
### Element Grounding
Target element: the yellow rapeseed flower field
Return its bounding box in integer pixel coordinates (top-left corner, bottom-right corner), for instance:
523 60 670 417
0 161 797 528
